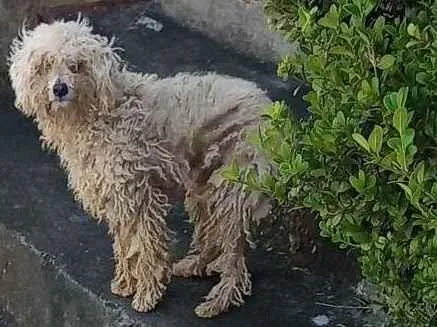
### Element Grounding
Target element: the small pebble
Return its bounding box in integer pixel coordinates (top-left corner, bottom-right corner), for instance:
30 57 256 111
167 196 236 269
68 214 89 224
129 16 164 32
312 314 330 326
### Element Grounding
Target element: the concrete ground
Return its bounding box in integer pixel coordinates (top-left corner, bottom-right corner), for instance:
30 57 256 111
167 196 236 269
0 2 367 326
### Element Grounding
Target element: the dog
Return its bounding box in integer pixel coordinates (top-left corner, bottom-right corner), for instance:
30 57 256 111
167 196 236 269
8 16 272 318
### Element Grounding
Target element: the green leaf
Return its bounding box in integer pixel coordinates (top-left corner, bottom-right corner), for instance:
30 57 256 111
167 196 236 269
407 144 417 157
393 215 407 232
377 55 395 70
409 238 420 255
362 0 377 16
297 7 313 33
407 23 421 39
416 72 430 85
352 133 370 152
406 40 421 48
332 111 345 128
350 170 370 193
368 125 384 155
245 169 258 189
395 151 407 171
367 175 376 189
330 46 353 58
303 195 324 211
380 152 397 170
371 77 380 96
414 161 425 184
350 175 364 193
221 161 240 182
273 181 286 202
343 3 360 17
261 174 276 193
373 16 385 38
358 169 366 183
393 108 408 133
387 137 401 151
431 183 437 198
401 128 415 147
310 168 326 177
350 231 371 244
362 79 371 90
406 145 417 168
332 214 342 227
397 87 409 109
318 5 339 29
383 92 398 112
357 29 370 45
398 183 413 199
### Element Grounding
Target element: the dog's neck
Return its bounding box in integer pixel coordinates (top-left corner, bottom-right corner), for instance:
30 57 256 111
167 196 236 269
34 101 108 158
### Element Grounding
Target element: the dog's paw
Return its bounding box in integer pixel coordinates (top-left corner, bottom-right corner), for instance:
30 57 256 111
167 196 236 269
131 292 160 312
194 300 226 318
111 279 135 298
194 274 251 318
173 255 204 278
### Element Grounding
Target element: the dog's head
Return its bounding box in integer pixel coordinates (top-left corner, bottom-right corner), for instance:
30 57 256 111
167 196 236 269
8 16 122 119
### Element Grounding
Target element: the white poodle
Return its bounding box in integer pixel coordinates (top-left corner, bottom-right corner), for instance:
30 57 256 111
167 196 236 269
8 16 272 318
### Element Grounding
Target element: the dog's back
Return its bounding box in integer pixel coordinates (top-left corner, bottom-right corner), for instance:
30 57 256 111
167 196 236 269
138 73 270 142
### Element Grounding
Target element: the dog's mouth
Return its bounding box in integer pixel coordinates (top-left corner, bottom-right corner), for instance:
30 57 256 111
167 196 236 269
54 95 70 103
50 98 72 111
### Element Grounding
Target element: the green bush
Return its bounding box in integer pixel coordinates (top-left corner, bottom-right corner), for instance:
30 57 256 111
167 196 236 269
224 0 437 325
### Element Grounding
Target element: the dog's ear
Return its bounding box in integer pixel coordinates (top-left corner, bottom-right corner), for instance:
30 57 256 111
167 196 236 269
90 52 118 114
89 36 123 114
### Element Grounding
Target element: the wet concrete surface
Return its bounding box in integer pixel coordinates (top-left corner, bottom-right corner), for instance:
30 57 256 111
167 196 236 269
0 2 366 326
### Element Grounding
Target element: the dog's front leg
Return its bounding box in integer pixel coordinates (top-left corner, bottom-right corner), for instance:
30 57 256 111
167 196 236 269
109 185 172 312
111 224 137 298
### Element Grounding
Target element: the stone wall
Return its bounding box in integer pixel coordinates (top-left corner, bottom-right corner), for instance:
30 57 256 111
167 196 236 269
157 0 295 63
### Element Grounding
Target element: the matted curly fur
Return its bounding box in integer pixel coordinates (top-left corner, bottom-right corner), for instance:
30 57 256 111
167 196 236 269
8 16 273 318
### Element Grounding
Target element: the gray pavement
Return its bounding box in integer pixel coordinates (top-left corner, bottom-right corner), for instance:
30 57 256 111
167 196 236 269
0 2 366 326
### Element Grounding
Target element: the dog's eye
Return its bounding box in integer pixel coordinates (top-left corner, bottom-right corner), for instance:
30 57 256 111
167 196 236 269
44 62 52 71
32 61 51 75
68 61 85 74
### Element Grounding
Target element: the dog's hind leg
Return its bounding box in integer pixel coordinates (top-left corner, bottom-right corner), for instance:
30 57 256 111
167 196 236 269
172 192 221 278
176 176 269 318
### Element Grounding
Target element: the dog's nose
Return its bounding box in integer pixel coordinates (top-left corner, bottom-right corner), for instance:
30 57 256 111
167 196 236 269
53 82 68 98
